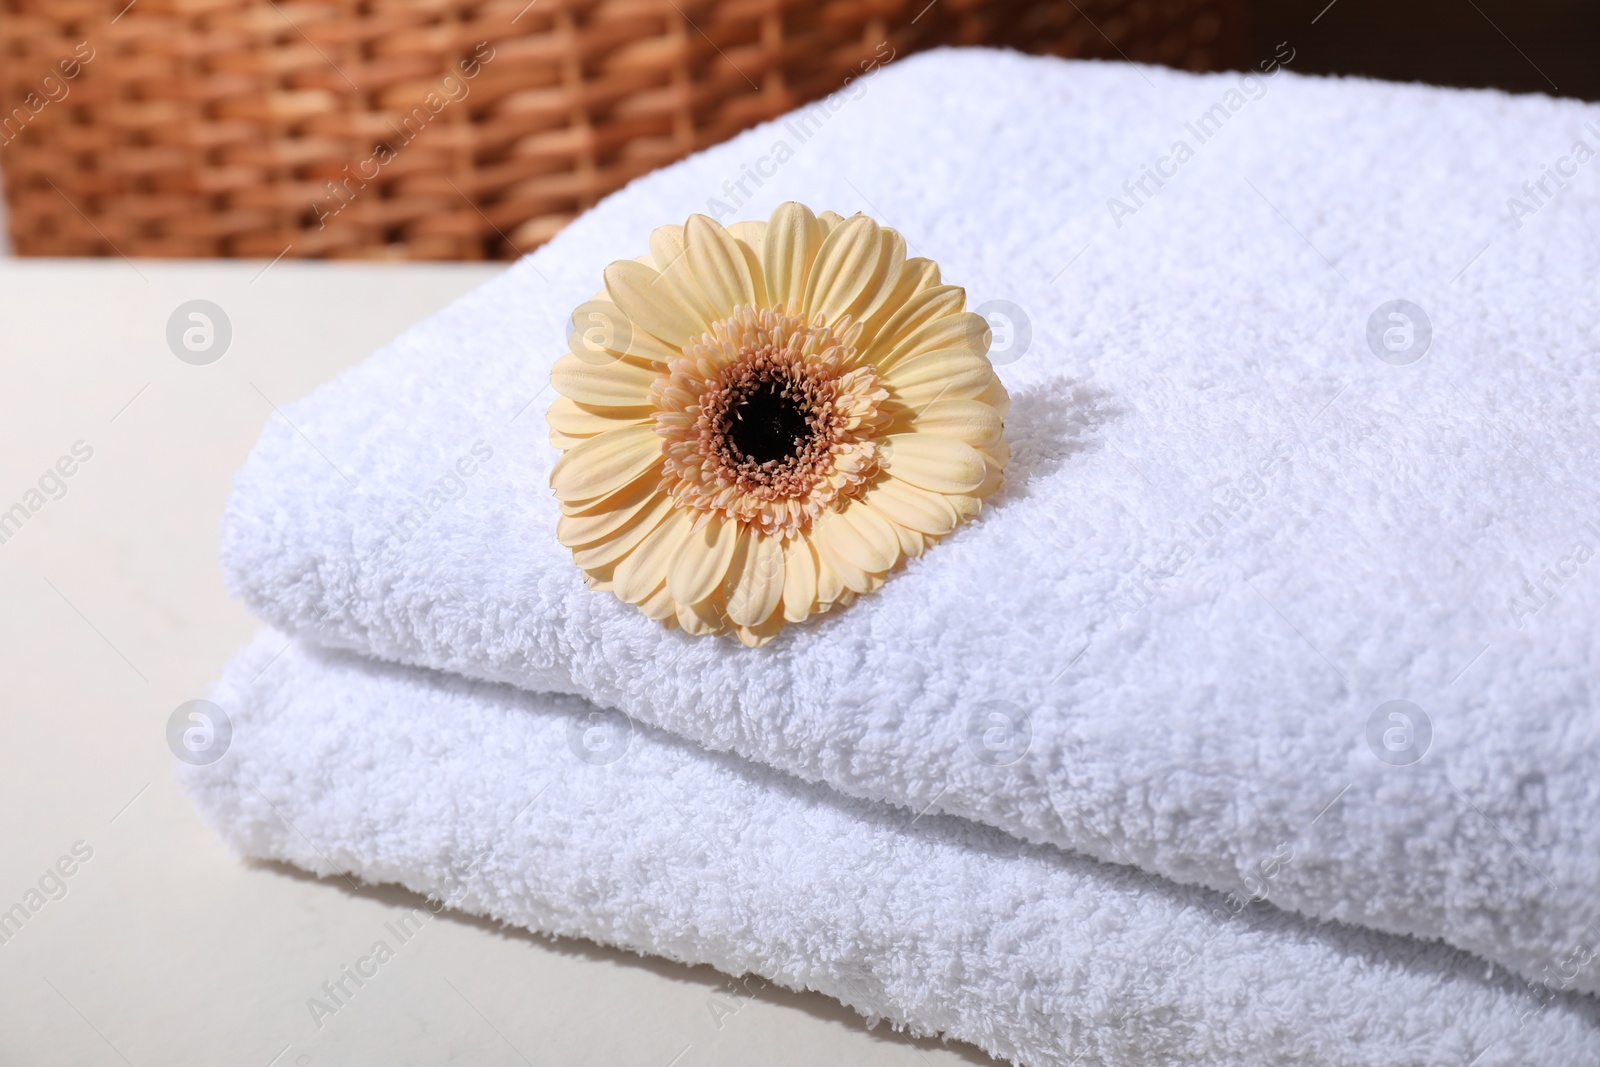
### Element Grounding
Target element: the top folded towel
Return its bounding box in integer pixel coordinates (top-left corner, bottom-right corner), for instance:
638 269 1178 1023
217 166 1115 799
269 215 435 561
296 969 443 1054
223 48 1600 996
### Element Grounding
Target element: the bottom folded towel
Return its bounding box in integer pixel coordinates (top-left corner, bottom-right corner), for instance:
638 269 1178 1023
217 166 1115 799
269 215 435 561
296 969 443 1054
180 633 1600 1067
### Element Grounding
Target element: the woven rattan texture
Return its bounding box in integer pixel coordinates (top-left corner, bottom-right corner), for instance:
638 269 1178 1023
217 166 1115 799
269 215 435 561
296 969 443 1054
0 0 1243 259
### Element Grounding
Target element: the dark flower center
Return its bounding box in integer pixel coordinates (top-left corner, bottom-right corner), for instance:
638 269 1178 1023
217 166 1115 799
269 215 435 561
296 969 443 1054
693 344 848 503
729 379 811 465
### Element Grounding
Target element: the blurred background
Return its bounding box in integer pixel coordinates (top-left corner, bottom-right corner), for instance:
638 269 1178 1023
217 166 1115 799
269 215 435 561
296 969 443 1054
1 0 1596 261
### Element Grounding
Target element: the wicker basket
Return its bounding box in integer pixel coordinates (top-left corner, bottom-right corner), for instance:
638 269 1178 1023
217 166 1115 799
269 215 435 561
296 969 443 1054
0 0 1243 260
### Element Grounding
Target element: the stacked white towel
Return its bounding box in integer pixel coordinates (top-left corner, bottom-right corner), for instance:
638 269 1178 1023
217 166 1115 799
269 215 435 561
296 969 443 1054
219 43 1600 1009
182 634 1600 1067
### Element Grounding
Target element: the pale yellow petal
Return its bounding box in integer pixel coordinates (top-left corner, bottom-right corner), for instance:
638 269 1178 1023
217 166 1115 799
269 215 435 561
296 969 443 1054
886 398 1003 448
556 472 666 547
550 352 659 408
549 423 663 502
812 518 876 598
948 493 982 523
858 257 942 345
873 310 990 373
880 349 996 401
648 223 687 272
812 524 849 604
974 459 1006 500
546 396 652 441
810 511 881 589
727 220 769 308
862 477 960 536
893 522 925 559
725 530 784 627
734 609 786 647
782 536 819 622
973 437 1010 500
614 507 694 604
676 597 722 635
727 219 765 256
685 214 756 320
571 492 674 569
880 433 987 494
548 427 590 451
847 228 908 329
604 259 707 349
974 374 1012 417
762 202 824 314
567 300 678 365
902 257 942 291
981 436 1012 470
638 581 677 621
668 511 741 607
838 501 901 572
648 224 721 328
560 466 657 516
861 283 964 363
801 215 882 324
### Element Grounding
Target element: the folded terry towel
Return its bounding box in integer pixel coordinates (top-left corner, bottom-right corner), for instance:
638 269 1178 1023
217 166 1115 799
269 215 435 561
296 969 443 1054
182 633 1600 1067
221 48 1600 996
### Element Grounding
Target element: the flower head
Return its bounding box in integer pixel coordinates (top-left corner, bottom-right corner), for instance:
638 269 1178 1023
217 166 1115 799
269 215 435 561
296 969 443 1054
549 203 1009 646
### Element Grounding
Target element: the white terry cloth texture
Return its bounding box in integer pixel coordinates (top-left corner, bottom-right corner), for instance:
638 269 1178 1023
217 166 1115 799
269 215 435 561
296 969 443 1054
182 633 1600 1067
222 49 1600 995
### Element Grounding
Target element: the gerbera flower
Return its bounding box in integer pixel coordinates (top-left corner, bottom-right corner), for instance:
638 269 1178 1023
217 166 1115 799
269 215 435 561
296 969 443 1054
548 202 1009 646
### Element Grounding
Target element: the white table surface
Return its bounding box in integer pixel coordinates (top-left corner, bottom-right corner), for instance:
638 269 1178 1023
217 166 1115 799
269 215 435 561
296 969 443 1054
0 259 993 1067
